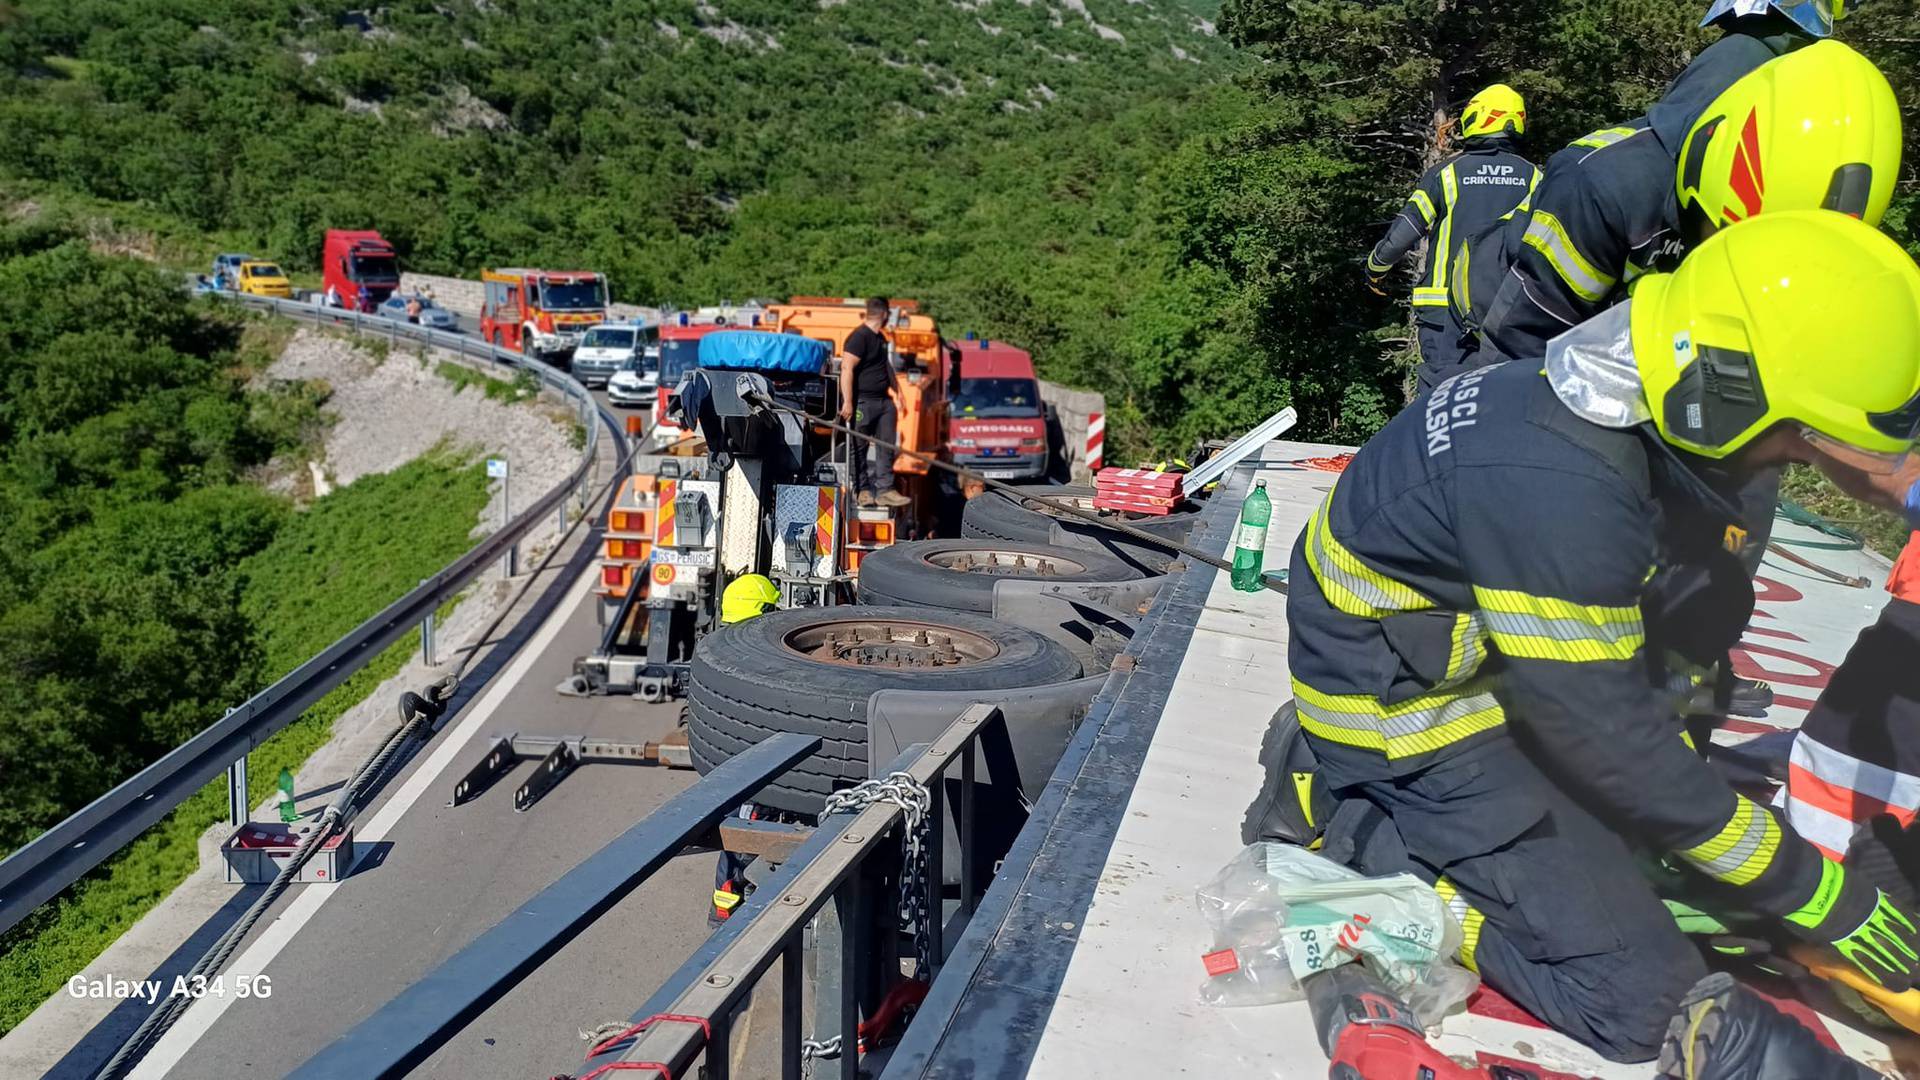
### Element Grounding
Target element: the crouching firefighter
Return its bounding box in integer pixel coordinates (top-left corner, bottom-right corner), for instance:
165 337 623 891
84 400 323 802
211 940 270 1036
1366 84 1538 395
1280 212 1920 1076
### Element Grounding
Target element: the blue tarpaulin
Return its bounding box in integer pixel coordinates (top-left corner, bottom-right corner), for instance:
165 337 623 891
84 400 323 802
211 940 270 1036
698 330 829 375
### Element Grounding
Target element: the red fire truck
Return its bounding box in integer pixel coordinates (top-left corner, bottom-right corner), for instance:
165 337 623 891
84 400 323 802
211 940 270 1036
479 268 610 365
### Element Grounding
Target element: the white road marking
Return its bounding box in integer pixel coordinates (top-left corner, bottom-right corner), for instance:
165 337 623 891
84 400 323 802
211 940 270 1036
131 569 597 1079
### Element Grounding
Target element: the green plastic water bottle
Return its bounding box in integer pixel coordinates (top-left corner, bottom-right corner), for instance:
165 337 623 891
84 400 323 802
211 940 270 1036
276 768 300 824
1232 479 1271 593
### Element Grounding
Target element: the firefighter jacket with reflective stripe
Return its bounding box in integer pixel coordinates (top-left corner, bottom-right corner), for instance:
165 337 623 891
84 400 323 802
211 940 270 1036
1465 31 1786 361
1285 360 1829 920
1369 139 1538 310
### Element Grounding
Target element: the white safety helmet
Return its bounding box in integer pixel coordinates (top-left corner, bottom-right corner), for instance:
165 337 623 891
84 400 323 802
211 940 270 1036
1701 0 1851 39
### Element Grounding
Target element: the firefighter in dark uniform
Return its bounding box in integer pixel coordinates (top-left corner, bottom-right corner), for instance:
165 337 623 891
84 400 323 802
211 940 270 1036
1457 30 1896 367
1367 84 1538 395
1450 36 1899 715
1288 212 1920 1077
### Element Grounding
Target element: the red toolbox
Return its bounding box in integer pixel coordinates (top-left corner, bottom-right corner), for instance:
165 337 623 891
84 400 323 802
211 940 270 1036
221 822 355 885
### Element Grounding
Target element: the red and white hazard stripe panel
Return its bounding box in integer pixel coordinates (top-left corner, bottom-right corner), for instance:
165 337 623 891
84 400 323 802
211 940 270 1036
1783 727 1920 860
1086 411 1105 472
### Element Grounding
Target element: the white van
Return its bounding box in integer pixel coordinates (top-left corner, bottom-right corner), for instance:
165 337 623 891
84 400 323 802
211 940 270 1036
570 322 659 388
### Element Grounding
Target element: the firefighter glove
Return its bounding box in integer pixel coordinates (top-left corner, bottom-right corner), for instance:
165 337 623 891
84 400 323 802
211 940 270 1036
1832 890 1920 991
1786 860 1920 992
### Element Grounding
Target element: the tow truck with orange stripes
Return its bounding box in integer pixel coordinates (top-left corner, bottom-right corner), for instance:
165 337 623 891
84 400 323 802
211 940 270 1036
556 299 950 703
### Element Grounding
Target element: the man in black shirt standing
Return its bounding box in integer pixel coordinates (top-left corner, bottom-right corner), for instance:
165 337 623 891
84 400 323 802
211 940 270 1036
839 297 910 507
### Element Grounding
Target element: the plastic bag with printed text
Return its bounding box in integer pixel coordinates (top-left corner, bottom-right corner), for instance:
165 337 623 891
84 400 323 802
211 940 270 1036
1194 843 1478 1025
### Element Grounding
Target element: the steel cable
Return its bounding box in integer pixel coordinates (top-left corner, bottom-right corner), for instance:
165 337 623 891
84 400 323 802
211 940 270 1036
740 390 1284 592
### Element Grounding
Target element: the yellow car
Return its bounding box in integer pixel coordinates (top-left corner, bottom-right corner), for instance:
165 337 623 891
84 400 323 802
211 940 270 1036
236 260 293 299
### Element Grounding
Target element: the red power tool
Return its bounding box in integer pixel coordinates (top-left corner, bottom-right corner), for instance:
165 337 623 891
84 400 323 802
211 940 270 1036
1308 964 1541 1080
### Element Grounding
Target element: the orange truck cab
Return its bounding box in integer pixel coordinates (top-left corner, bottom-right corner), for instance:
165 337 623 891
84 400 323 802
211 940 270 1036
480 268 610 365
945 335 1049 480
765 298 949 491
321 230 399 312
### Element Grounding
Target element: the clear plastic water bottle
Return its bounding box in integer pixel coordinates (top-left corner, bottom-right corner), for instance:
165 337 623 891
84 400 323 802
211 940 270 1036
1232 480 1271 592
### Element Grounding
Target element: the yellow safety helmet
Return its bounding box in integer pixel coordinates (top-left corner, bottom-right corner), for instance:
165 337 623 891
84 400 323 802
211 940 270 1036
1630 211 1920 466
1461 84 1526 139
720 573 781 624
1676 40 1900 242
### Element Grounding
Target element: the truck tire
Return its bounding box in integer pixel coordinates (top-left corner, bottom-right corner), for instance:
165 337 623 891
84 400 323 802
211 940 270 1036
687 606 1082 814
856 539 1140 613
962 484 1202 572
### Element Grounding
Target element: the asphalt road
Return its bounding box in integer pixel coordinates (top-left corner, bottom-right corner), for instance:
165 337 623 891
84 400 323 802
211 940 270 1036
138 569 718 1079
110 383 707 1080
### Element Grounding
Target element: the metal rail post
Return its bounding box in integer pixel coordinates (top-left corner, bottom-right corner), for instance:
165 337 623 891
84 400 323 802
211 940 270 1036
225 751 248 830
420 578 435 667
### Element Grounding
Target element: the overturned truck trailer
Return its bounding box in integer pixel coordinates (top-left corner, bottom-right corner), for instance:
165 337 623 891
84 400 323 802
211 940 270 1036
294 439 1911 1080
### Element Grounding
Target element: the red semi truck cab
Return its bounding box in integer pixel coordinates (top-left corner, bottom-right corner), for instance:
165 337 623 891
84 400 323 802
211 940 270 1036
321 230 400 311
945 336 1049 480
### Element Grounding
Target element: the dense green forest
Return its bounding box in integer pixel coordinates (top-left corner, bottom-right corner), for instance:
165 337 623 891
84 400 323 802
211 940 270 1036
4 1 1915 455
0 213 496 1027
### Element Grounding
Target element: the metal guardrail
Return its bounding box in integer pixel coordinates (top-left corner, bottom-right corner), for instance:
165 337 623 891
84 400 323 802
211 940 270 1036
580 703 1004 1080
0 293 616 937
288 732 820 1080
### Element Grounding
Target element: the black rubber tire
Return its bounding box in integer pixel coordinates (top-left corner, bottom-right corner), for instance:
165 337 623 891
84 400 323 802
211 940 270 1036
687 606 1082 814
855 539 1141 612
962 484 1201 574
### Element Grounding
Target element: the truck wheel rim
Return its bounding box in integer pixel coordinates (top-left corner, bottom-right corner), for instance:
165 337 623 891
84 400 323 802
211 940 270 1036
923 548 1087 578
784 619 1001 668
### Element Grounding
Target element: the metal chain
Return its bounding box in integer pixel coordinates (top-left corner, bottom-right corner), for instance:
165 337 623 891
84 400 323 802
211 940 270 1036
801 1035 843 1059
803 773 934 1075
800 1034 843 1080
822 772 934 980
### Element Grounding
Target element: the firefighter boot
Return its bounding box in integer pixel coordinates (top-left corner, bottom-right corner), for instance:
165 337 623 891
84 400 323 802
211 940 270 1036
1656 972 1878 1080
1240 700 1335 848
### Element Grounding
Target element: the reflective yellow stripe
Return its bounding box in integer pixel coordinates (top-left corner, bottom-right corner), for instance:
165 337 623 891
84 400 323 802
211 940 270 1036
1367 252 1393 273
1474 585 1645 663
1409 189 1437 225
1572 126 1638 149
1444 612 1490 683
1682 797 1782 888
1411 287 1451 307
1504 169 1541 220
1450 242 1474 317
1522 210 1617 303
1429 163 1459 295
1433 878 1485 973
1294 676 1506 760
1302 488 1435 619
